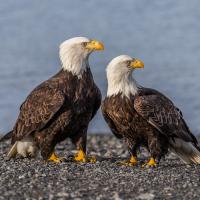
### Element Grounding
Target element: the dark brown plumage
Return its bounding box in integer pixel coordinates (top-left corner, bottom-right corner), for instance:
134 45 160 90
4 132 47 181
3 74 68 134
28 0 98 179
102 55 200 166
13 68 101 159
4 37 104 162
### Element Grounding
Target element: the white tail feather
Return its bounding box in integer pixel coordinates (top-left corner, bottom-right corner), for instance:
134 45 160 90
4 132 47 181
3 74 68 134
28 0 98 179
170 138 200 164
7 136 38 159
7 142 18 159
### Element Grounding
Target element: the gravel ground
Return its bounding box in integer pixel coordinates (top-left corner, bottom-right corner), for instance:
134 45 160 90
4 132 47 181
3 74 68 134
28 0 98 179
1 134 200 200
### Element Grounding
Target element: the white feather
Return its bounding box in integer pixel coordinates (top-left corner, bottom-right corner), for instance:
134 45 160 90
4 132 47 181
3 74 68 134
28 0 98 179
106 55 139 98
7 142 17 159
170 138 200 164
59 37 90 78
7 136 38 159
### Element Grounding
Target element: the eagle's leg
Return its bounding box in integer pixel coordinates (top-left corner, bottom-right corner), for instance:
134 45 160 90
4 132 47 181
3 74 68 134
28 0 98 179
71 129 96 163
142 136 166 167
117 139 138 166
38 134 63 163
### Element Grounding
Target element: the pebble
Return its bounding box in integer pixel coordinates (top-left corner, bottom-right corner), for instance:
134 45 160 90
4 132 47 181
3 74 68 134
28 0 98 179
0 134 200 199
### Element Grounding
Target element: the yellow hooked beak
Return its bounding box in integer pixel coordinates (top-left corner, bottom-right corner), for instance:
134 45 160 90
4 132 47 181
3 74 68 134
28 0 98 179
130 59 144 69
85 40 104 51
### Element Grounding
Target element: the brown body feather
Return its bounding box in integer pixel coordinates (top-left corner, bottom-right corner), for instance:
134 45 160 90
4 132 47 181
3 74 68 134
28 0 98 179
102 88 199 163
10 67 101 159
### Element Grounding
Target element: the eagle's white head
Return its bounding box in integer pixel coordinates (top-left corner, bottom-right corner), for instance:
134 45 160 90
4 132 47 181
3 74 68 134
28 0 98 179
106 55 144 97
59 37 104 77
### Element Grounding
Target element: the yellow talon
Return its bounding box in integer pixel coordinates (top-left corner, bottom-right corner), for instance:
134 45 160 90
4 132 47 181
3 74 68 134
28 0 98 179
88 156 97 163
74 149 86 162
130 155 137 165
117 155 137 166
48 152 62 163
74 149 96 163
142 157 157 167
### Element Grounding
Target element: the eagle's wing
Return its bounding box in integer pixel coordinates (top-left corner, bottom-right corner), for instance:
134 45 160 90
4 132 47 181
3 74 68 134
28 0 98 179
12 84 65 142
134 88 197 143
91 86 102 119
101 100 123 139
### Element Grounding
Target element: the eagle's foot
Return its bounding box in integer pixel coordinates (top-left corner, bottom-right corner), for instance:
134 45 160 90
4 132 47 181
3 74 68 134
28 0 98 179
86 156 97 163
142 157 157 168
117 155 137 167
74 149 96 163
48 153 63 163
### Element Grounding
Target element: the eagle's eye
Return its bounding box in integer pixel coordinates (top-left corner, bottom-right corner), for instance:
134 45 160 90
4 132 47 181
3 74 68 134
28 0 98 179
82 42 88 47
126 61 131 67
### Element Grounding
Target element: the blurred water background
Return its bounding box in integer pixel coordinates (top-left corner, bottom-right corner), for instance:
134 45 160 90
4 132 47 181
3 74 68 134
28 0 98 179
0 0 200 134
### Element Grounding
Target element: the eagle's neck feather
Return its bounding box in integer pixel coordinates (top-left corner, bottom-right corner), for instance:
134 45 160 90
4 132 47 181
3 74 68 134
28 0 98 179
107 74 138 98
60 47 89 79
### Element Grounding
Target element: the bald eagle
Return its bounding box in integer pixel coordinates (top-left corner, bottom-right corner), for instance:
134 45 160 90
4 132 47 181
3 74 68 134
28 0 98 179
3 37 104 163
101 55 200 166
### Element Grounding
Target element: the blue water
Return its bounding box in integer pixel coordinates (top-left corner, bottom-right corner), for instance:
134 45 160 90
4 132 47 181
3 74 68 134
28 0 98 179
1 0 200 134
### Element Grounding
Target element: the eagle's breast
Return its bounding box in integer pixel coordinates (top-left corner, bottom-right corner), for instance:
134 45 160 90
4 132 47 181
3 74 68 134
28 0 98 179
59 67 99 119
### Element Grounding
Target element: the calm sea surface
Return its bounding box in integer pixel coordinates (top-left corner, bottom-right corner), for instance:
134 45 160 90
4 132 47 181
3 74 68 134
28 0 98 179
1 0 200 134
